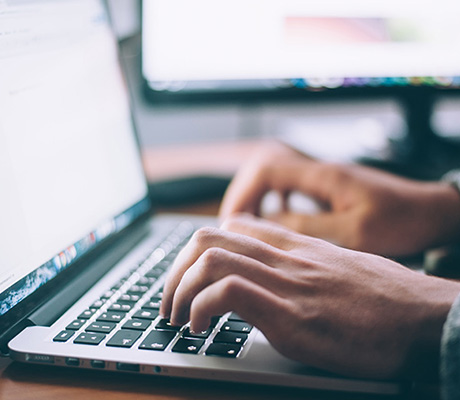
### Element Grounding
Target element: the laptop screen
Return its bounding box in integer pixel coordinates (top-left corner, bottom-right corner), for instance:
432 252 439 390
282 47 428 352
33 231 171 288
0 0 149 316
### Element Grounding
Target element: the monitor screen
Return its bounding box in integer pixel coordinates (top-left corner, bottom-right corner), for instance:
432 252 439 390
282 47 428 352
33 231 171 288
0 0 149 316
142 0 460 98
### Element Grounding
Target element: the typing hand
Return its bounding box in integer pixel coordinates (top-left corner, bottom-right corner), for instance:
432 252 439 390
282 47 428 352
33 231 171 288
219 141 460 257
160 214 460 379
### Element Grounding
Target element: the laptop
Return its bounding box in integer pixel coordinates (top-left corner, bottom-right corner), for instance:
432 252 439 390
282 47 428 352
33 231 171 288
0 0 404 395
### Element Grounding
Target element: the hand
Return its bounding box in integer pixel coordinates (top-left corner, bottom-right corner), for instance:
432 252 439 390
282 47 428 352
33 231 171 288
219 141 460 257
161 214 460 379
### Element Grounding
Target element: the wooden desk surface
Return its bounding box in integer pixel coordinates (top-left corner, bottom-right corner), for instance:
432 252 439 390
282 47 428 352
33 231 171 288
0 141 440 400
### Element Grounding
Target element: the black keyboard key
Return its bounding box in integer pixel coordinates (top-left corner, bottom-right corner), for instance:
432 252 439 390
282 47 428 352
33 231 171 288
137 276 156 285
167 251 180 260
144 268 162 279
90 299 106 309
221 321 252 333
119 293 141 303
108 302 134 312
182 327 212 339
139 330 176 351
155 318 181 331
53 330 74 342
78 309 97 319
66 319 86 330
111 279 127 290
172 338 204 354
155 261 170 272
122 319 151 331
228 312 245 322
206 343 241 358
213 331 248 345
74 332 105 345
132 309 159 320
97 311 126 323
142 297 161 310
209 316 222 328
127 285 149 295
101 289 116 299
86 322 116 334
106 330 141 348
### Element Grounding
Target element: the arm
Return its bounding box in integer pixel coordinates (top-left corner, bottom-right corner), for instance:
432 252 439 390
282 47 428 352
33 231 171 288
161 214 460 380
219 141 460 257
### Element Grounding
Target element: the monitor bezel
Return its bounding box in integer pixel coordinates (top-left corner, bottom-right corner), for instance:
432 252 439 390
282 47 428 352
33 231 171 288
140 0 460 105
142 76 460 105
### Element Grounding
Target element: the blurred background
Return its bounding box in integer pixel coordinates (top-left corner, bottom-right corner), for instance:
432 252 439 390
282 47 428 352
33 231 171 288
108 0 460 187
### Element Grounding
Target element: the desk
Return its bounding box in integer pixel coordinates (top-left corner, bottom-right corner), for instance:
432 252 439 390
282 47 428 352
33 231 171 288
0 142 441 400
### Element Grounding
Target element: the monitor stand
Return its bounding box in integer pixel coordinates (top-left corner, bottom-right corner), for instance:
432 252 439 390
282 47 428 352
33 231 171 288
360 91 460 181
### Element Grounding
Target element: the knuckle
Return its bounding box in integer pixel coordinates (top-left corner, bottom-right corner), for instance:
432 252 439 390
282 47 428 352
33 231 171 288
191 226 220 247
322 162 351 183
255 141 282 161
221 213 250 231
199 247 227 269
220 275 245 298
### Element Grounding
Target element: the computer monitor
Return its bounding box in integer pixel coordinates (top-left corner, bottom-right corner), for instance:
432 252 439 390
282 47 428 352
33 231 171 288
142 0 460 102
142 0 460 178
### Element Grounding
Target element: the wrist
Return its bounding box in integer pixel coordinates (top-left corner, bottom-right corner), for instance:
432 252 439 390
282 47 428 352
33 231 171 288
406 277 460 381
424 182 460 248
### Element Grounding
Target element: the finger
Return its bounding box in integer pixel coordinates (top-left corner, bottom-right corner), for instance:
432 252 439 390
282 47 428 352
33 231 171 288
267 211 354 247
218 162 271 220
280 190 290 213
189 275 289 338
221 213 307 250
160 226 288 318
170 247 285 326
219 157 338 221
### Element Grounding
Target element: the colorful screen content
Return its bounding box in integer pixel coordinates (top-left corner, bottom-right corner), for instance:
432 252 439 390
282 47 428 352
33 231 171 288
142 0 460 93
0 0 149 316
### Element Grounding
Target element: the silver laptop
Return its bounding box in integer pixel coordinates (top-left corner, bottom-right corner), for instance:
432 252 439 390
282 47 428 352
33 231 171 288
0 0 404 395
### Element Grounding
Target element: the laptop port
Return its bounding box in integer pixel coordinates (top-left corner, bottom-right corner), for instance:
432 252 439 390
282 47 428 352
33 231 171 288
116 362 140 372
91 360 105 369
26 354 54 364
65 357 80 366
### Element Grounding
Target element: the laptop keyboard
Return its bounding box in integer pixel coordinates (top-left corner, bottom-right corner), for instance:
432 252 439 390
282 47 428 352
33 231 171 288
52 222 253 359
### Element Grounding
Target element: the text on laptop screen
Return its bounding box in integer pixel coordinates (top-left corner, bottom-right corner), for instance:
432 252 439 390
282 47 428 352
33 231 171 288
0 0 149 315
143 0 460 93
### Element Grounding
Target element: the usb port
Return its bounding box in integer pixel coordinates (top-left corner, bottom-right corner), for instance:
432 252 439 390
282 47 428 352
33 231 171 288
116 362 139 372
91 360 105 369
65 357 80 366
